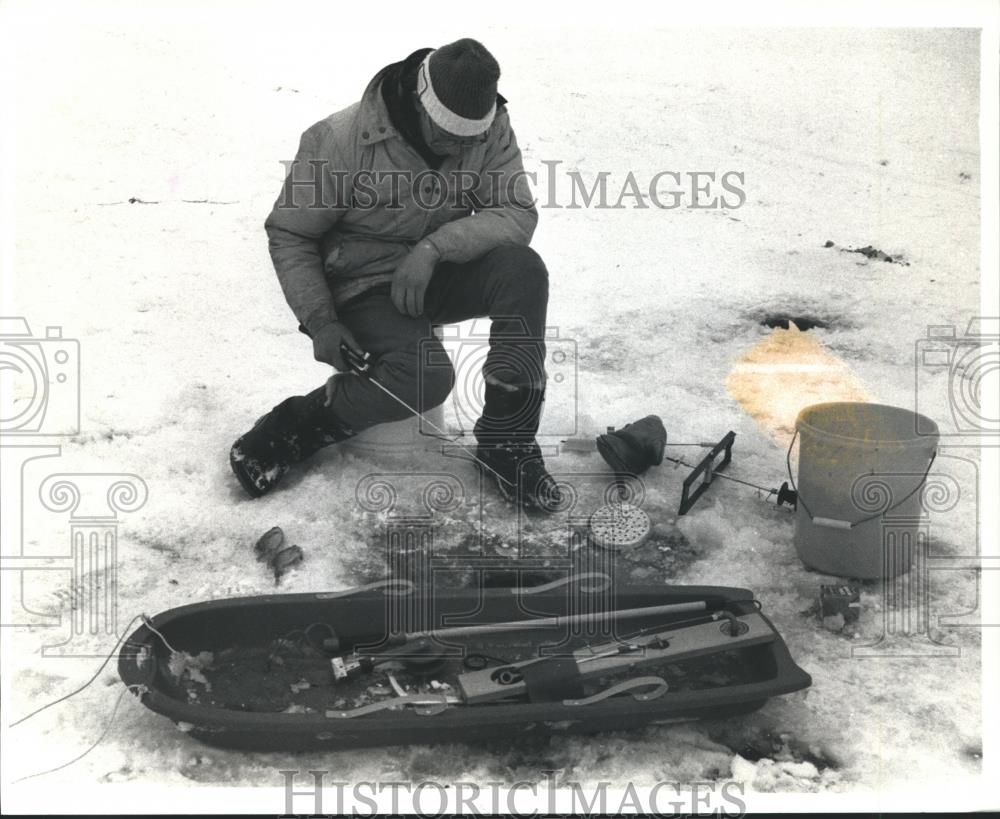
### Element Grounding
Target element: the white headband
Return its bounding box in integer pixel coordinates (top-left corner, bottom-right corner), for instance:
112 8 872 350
417 53 496 138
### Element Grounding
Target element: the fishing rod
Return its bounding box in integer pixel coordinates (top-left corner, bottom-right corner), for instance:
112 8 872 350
326 600 720 681
391 599 708 642
324 599 711 662
340 344 794 516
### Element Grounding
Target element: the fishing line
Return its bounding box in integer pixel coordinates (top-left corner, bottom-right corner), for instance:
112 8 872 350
8 614 145 728
662 454 779 502
418 427 468 444
9 612 187 780
139 613 180 655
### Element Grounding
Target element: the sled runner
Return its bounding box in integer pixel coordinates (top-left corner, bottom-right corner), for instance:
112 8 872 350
118 583 811 751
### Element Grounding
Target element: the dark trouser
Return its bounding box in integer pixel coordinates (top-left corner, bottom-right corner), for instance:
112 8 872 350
265 244 549 449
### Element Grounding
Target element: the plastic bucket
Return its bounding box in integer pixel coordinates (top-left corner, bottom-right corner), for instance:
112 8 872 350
791 402 939 579
341 404 446 461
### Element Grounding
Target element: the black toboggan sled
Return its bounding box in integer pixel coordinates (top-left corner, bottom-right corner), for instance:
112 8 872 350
118 582 811 751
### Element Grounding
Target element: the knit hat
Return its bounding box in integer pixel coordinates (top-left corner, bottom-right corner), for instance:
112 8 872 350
417 38 500 137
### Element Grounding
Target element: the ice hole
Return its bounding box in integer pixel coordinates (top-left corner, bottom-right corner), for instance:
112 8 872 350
759 314 831 331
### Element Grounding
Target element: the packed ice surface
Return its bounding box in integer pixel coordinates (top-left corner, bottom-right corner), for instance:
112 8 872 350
1 9 985 803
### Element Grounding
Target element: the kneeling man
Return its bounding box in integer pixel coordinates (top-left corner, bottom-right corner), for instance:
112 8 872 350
231 38 558 511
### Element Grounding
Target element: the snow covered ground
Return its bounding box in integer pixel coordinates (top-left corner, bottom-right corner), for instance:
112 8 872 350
1 4 995 812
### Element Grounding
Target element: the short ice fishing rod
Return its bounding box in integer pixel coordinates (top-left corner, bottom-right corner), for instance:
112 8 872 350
324 598 710 656
338 341 514 489
323 599 713 679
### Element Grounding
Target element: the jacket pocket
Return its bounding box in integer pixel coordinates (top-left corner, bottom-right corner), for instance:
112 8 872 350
324 235 409 280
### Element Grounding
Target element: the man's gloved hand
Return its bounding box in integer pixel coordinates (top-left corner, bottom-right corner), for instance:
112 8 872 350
391 239 441 317
311 321 361 371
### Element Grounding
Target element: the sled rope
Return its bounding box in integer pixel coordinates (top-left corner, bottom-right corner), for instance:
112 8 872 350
138 613 181 654
8 614 145 728
12 684 146 783
8 613 172 728
9 612 180 780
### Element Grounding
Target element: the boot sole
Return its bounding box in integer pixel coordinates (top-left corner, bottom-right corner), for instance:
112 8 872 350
230 444 266 499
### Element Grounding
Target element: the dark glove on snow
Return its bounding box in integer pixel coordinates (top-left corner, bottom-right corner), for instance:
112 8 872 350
596 415 667 475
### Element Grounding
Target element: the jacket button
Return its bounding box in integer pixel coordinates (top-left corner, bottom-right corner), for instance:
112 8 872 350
378 126 386 133
362 130 370 139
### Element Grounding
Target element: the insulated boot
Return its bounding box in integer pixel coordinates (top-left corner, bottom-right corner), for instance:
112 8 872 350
473 382 561 512
230 386 355 498
475 439 562 512
595 415 666 475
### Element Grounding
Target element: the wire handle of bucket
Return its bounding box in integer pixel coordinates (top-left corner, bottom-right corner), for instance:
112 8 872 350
785 430 937 530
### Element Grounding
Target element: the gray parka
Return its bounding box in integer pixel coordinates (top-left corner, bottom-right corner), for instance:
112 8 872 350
264 70 538 336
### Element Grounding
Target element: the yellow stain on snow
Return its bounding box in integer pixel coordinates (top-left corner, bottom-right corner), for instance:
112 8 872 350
726 322 870 442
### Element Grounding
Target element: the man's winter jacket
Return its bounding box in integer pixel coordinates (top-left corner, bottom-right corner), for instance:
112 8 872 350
264 55 538 336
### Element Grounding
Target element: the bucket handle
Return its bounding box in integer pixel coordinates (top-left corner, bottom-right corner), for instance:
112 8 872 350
785 429 937 530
